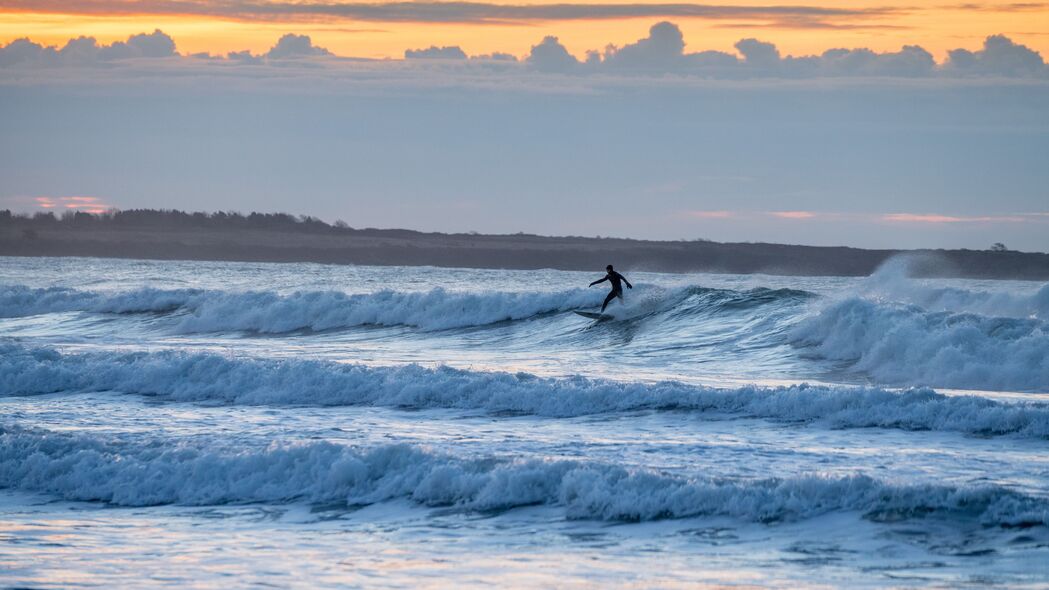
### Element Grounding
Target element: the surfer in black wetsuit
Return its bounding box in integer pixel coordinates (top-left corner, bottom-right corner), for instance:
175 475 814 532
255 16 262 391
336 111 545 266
589 264 633 312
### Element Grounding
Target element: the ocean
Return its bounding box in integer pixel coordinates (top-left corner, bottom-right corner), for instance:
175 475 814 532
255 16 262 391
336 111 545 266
1 255 1047 588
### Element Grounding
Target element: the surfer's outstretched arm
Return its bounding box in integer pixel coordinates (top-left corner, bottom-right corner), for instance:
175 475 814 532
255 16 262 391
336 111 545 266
589 277 608 287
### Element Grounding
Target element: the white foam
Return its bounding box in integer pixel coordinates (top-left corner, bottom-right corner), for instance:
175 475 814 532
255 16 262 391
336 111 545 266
4 344 1048 437
791 298 1049 392
1 424 1045 525
860 257 1049 319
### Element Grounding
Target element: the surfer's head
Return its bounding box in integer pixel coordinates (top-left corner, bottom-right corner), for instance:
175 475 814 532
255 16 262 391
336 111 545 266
606 264 613 271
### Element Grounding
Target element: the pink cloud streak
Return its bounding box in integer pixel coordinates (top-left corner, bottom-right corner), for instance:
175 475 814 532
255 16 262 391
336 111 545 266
769 211 817 219
35 195 114 214
881 213 1031 223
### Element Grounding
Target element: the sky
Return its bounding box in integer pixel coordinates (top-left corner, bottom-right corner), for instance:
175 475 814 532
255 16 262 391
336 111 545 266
1 1 1048 251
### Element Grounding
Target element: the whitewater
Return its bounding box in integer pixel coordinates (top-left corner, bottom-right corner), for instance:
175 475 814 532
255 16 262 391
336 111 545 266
2 256 1048 588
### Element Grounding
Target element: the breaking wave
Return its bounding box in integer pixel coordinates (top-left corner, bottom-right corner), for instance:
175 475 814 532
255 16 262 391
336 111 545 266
4 344 1049 437
0 284 204 317
0 284 606 331
0 283 809 332
1 425 1045 525
5 278 1047 392
791 298 1049 392
859 259 1049 319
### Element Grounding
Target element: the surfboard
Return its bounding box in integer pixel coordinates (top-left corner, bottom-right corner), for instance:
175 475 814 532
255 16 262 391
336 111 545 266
573 310 614 321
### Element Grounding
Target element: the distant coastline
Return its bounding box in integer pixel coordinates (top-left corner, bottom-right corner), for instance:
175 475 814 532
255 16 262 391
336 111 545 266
3 209 1048 280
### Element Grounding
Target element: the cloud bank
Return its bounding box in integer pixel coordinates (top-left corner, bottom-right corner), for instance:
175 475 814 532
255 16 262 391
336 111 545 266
0 1 898 27
0 29 176 66
2 23 1045 79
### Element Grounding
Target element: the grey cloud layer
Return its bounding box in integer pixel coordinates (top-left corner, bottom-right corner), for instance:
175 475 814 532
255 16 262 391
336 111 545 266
4 23 1043 79
1 0 897 25
0 29 177 65
1 31 332 65
526 22 1046 76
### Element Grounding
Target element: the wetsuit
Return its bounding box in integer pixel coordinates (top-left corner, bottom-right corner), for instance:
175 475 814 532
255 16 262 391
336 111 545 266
590 271 633 312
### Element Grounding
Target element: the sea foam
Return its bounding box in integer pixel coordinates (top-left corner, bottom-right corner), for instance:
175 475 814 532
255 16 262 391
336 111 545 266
1 424 1045 525
791 298 1049 391
860 259 1049 319
4 344 1049 437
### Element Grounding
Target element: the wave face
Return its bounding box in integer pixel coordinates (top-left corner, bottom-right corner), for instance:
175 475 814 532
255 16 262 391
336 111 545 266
0 285 205 317
791 298 1049 392
0 284 608 331
5 344 1049 437
172 288 611 332
0 283 808 333
2 425 1046 526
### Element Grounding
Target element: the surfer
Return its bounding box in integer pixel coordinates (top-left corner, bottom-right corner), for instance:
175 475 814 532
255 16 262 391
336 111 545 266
589 264 633 312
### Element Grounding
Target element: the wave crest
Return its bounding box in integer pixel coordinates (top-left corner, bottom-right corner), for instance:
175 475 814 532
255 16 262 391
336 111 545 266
5 344 1049 437
861 259 1049 319
2 425 1045 525
791 298 1049 391
0 283 810 332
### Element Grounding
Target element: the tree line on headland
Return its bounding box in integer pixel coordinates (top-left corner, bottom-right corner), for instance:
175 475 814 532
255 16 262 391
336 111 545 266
2 209 1047 280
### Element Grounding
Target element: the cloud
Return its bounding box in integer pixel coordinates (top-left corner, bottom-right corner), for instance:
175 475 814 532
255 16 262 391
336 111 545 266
769 211 817 219
526 36 581 73
265 33 331 59
683 211 1049 224
0 39 56 67
472 52 518 62
945 34 1046 76
0 27 1044 80
1 1 898 26
0 29 177 66
945 2 1049 12
812 45 934 76
881 213 1038 223
226 49 263 64
405 45 467 59
730 38 936 76
111 29 177 58
602 21 686 70
519 21 956 77
33 196 114 214
0 31 331 64
735 38 781 68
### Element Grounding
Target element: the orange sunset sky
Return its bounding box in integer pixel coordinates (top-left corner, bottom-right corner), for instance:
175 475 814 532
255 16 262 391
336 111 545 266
2 1 1048 60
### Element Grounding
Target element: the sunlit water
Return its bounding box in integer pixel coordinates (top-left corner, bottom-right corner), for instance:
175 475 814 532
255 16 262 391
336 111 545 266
2 256 1048 588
